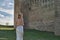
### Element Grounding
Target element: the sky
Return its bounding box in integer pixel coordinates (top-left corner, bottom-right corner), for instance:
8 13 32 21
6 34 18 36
0 0 14 25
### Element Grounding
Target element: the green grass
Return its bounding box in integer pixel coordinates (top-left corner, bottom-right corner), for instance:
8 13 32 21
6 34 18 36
0 29 60 40
0 27 15 40
24 29 60 40
0 28 14 30
0 30 16 40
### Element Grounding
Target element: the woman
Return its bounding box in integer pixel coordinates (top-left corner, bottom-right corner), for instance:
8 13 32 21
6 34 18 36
15 13 24 40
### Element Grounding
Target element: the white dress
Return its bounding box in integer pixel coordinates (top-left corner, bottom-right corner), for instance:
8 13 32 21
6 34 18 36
16 25 23 40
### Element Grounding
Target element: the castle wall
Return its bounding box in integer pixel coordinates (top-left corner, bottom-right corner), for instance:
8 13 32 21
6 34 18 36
54 0 60 35
14 0 60 35
21 0 55 32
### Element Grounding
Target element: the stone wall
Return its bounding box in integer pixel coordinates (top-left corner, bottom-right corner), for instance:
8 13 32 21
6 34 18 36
54 0 60 35
20 0 55 32
14 0 60 35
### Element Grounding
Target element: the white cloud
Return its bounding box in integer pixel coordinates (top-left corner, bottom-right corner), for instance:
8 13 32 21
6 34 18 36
5 9 14 15
9 2 14 6
0 14 5 18
0 18 14 25
0 7 14 15
0 7 14 25
0 0 14 25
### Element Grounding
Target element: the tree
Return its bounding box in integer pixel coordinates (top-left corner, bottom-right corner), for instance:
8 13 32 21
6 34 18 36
6 22 9 26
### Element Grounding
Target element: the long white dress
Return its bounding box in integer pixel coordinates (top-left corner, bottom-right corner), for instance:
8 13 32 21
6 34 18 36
16 25 23 40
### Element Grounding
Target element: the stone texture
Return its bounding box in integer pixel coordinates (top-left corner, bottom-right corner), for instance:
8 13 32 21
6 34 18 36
21 0 55 32
54 0 60 35
14 0 60 35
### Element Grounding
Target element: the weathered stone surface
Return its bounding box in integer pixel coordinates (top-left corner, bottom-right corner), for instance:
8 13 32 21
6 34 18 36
23 0 55 32
14 0 60 35
54 0 60 35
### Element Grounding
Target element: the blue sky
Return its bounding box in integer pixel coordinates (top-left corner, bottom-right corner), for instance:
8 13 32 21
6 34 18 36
0 0 14 25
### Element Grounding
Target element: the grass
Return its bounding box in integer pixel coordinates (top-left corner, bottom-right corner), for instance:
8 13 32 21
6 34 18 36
0 27 15 40
0 30 16 40
24 29 60 40
0 28 14 30
0 28 60 40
